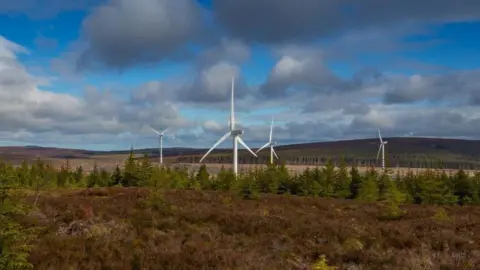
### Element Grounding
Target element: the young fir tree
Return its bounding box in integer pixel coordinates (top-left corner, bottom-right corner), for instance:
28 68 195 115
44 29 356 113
349 166 362 199
123 150 139 187
99 168 111 187
73 165 85 186
0 165 33 270
87 163 100 188
137 154 154 186
195 164 209 190
417 170 457 205
16 160 30 187
357 173 379 202
321 159 336 197
454 169 479 204
334 159 351 198
110 165 123 186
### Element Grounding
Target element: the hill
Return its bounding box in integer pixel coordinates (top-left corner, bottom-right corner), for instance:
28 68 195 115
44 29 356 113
1 137 480 169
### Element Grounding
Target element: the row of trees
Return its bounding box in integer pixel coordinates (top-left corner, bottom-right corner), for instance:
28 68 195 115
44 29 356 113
176 155 480 170
1 152 479 206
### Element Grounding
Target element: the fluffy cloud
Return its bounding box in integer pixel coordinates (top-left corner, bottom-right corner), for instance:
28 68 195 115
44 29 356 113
212 0 480 43
0 36 188 147
78 0 204 70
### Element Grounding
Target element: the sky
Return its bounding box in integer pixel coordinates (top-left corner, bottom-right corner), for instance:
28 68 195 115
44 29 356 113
0 0 480 150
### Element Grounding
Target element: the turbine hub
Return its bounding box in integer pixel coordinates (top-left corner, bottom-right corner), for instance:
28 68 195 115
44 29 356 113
231 129 244 136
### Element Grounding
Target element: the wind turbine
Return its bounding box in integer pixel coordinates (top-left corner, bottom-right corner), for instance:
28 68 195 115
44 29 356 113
199 76 257 175
150 126 169 165
256 116 279 164
376 128 388 170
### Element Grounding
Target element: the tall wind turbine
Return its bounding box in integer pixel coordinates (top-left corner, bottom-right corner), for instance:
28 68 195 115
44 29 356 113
256 116 279 164
199 76 257 175
150 127 169 165
376 128 388 170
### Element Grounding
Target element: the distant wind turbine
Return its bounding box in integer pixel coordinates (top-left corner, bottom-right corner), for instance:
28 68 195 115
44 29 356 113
256 116 279 164
376 128 388 170
199 76 257 175
150 126 169 165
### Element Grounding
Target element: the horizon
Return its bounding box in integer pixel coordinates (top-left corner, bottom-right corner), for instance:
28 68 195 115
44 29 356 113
1 1 480 151
0 136 476 152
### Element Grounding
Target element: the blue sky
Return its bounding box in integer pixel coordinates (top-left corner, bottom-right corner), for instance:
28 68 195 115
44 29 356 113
0 0 480 150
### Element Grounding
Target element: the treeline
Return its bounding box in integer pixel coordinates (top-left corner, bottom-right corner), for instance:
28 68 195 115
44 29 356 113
1 153 479 206
176 155 480 170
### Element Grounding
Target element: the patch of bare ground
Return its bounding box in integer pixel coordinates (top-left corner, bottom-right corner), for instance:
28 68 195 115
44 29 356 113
20 187 480 270
176 163 478 176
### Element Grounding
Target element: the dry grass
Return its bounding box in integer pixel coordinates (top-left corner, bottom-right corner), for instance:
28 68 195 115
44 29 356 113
19 187 480 270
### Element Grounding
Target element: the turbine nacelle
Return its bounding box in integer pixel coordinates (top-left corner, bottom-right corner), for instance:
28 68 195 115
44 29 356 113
231 129 244 136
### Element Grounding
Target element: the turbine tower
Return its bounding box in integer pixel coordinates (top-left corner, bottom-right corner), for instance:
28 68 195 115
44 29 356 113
150 127 169 165
256 116 279 165
199 76 257 175
376 128 388 170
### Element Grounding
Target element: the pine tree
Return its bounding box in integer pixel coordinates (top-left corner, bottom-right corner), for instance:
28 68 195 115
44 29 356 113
73 165 84 185
321 159 335 197
137 154 154 186
99 169 111 187
334 159 351 198
357 173 379 202
349 166 362 199
110 165 123 187
123 151 139 187
454 169 478 204
418 170 457 205
87 163 100 188
196 164 210 190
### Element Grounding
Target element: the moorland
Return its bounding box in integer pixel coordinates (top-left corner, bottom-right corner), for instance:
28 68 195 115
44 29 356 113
2 152 480 269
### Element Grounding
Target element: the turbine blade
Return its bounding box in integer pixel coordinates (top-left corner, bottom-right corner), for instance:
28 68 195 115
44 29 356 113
272 147 279 159
150 126 161 135
376 145 382 161
230 76 235 131
160 127 169 135
237 136 257 157
378 128 383 143
199 132 231 163
255 142 270 153
269 116 274 142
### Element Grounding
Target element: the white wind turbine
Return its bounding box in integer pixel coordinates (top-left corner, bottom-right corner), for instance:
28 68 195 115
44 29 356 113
199 76 257 175
150 126 169 165
256 116 279 164
376 128 388 170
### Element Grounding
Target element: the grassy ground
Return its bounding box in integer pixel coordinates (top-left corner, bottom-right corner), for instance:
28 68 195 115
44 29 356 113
19 187 480 270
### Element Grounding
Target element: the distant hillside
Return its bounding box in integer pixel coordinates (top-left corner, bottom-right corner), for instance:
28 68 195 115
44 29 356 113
1 137 480 169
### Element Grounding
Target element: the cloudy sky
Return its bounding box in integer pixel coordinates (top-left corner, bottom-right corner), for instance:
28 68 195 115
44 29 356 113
0 0 480 150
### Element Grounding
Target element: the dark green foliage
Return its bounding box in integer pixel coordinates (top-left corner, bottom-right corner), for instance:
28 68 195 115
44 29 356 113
110 165 123 186
349 166 362 199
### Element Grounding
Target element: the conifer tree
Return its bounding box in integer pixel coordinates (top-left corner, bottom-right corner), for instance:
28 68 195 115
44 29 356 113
110 165 123 186
196 164 210 190
123 151 139 186
99 168 111 187
321 159 335 197
349 166 362 199
334 159 351 198
87 163 100 188
357 173 379 202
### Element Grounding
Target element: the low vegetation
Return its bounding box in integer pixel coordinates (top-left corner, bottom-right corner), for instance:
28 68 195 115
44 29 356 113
1 152 480 269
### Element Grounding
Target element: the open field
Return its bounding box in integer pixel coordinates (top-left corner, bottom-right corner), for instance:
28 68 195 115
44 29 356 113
175 163 479 176
17 187 480 269
3 136 480 173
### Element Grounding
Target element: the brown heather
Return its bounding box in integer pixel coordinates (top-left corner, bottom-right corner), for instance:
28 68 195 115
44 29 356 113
18 187 480 270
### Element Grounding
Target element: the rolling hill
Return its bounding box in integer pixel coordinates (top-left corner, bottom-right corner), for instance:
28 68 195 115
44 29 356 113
1 137 480 169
